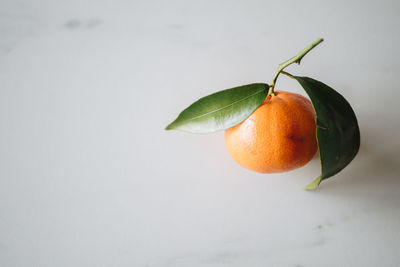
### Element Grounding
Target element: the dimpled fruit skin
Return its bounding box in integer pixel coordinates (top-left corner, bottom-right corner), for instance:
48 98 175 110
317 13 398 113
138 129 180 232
225 90 317 173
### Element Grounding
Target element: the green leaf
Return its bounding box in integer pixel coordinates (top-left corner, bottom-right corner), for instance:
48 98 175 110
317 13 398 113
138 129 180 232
165 83 268 134
293 76 360 190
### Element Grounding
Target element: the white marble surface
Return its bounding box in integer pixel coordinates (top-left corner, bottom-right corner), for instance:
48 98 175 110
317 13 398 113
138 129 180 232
1 0 400 266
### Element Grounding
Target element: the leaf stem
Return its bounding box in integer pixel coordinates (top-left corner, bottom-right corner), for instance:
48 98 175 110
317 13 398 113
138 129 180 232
268 38 324 96
280 71 295 79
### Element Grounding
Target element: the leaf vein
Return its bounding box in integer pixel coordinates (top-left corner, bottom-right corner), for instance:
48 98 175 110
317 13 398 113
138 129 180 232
178 88 266 124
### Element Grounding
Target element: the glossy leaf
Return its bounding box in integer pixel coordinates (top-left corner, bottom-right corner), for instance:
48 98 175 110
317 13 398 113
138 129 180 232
165 83 268 133
293 76 360 190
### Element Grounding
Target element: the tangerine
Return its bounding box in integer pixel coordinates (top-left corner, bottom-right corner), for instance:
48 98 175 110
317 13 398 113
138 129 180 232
225 90 317 173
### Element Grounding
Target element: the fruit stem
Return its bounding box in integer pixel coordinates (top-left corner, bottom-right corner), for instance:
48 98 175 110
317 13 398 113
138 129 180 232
268 38 324 96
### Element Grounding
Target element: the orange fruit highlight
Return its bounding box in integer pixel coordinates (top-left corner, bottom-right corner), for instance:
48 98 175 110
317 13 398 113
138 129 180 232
225 90 317 173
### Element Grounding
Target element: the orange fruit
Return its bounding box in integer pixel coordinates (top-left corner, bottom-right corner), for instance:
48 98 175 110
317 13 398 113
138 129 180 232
225 90 317 173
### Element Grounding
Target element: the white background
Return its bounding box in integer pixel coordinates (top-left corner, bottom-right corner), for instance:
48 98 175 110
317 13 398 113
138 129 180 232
1 0 400 266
